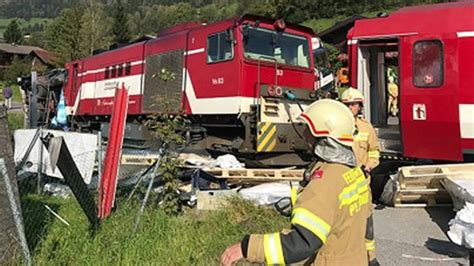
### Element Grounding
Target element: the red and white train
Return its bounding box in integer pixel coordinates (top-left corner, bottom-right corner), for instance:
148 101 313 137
61 15 326 166
347 2 474 163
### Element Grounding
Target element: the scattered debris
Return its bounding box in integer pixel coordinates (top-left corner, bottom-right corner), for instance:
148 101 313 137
44 205 70 226
392 164 474 207
196 189 238 211
43 183 72 198
44 135 99 228
14 129 98 184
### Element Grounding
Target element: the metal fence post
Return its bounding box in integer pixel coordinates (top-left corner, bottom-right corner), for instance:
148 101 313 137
37 128 43 194
0 158 31 265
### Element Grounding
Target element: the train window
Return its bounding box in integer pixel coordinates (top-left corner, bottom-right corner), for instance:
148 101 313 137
413 40 443 88
105 67 109 79
125 62 131 75
207 31 234 63
111 66 117 77
118 64 123 76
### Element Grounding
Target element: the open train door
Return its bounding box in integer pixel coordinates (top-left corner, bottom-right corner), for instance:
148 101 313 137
399 34 462 161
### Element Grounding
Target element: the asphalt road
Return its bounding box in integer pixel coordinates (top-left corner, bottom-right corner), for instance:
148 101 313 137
374 206 469 265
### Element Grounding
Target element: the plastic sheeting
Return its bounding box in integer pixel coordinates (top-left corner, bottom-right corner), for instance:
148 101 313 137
210 154 243 169
239 182 300 205
448 202 474 249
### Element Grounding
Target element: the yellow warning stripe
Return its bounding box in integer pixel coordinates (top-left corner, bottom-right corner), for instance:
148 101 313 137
257 122 277 152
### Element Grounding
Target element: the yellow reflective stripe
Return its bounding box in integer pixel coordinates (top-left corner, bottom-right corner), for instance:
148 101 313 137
354 132 369 141
291 208 331 244
366 239 376 251
368 150 380 158
290 186 298 206
339 175 368 206
264 233 285 265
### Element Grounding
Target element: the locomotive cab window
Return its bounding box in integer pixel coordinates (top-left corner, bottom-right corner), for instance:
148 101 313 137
413 40 443 88
207 31 234 63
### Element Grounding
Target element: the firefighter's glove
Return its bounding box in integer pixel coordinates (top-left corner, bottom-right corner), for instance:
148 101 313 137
274 197 292 217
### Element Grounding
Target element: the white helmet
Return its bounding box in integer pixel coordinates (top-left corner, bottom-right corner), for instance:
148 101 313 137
299 99 355 147
341 87 364 104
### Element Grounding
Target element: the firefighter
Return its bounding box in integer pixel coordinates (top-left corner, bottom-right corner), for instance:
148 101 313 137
341 87 380 266
220 99 371 266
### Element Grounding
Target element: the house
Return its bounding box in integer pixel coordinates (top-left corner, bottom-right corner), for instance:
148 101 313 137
0 43 56 72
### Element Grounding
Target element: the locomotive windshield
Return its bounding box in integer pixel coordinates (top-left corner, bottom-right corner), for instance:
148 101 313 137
242 27 310 68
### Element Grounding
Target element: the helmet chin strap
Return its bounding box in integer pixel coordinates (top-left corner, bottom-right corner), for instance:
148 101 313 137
314 137 356 167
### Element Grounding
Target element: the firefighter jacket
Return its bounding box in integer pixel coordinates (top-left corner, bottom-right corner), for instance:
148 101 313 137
354 118 380 170
244 162 370 265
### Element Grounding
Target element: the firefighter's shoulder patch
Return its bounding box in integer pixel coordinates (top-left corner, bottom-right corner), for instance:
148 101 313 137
311 170 324 180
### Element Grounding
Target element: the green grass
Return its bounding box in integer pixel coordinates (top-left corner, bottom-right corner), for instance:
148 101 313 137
19 194 288 264
0 17 51 35
8 111 24 132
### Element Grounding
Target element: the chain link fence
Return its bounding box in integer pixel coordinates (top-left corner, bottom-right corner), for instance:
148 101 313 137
2 118 165 262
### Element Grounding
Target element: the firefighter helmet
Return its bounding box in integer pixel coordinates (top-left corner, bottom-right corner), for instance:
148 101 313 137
341 87 364 104
299 99 355 147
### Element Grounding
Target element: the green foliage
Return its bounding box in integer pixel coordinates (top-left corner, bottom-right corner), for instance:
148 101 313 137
111 0 132 44
0 18 51 37
3 56 30 84
324 42 343 73
144 67 187 215
81 0 112 55
3 19 23 44
156 154 182 215
44 7 87 65
21 194 287 264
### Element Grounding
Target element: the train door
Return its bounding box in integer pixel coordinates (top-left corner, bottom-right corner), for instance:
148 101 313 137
70 62 82 114
399 34 462 161
356 39 402 153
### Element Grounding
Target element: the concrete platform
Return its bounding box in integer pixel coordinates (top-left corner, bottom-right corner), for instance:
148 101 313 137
374 206 469 265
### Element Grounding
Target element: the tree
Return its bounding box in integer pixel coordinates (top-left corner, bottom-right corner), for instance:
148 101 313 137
45 7 87 65
3 56 30 84
111 0 132 44
3 20 23 44
81 0 112 55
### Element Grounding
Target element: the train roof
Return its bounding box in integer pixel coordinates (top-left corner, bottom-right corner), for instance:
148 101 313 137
349 2 474 39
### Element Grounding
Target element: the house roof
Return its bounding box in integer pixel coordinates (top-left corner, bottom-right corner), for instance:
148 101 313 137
0 43 56 65
0 43 46 55
30 49 57 65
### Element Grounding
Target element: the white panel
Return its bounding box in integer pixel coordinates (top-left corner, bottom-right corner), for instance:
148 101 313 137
184 48 205 56
183 69 256 114
81 74 143 99
457 31 474 38
460 104 474 139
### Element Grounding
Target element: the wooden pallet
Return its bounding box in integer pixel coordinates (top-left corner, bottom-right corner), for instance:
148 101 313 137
394 163 474 207
204 168 304 183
